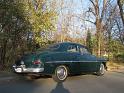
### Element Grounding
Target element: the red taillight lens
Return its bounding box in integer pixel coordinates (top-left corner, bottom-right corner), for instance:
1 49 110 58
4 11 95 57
33 59 41 64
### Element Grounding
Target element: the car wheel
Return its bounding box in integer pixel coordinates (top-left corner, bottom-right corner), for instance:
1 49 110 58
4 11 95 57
52 65 68 82
96 63 105 76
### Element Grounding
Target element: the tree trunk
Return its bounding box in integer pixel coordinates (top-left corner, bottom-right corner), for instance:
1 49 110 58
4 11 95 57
0 39 7 69
117 0 124 25
95 0 102 56
96 19 102 56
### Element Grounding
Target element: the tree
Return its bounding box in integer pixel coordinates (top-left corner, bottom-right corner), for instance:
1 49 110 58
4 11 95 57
0 0 31 68
25 0 57 46
86 30 93 54
87 0 108 56
86 0 116 56
0 0 57 70
117 0 124 25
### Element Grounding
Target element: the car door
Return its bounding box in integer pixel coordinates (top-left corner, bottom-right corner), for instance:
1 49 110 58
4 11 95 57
77 46 99 72
66 44 81 74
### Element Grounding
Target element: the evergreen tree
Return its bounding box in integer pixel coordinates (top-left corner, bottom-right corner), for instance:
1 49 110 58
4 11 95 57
86 30 93 54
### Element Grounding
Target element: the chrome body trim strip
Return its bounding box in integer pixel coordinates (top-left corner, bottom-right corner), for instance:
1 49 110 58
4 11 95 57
45 60 101 63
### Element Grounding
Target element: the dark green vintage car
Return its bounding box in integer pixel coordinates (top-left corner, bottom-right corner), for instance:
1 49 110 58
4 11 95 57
13 42 107 82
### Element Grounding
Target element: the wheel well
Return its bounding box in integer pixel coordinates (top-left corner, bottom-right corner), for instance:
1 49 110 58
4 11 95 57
64 65 70 73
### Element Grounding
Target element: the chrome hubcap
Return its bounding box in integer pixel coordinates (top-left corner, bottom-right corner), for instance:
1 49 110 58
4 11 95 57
56 66 67 80
100 64 104 74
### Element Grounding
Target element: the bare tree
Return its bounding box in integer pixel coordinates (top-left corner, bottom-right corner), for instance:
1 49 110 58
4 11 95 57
85 0 107 56
117 0 124 25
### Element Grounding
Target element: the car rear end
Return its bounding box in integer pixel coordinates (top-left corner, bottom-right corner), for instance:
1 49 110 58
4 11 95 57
13 54 44 74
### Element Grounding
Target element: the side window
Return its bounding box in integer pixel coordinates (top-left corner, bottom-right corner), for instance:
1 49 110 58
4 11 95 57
80 47 89 54
67 45 79 53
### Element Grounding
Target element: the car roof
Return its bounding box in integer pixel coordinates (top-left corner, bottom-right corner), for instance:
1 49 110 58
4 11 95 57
47 42 88 52
58 42 87 48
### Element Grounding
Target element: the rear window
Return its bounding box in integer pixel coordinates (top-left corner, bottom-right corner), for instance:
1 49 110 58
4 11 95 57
47 44 60 51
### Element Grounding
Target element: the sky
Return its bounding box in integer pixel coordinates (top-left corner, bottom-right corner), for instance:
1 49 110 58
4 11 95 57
55 0 94 38
54 0 117 38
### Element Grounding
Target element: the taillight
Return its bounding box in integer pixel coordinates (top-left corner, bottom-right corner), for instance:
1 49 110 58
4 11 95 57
33 59 41 64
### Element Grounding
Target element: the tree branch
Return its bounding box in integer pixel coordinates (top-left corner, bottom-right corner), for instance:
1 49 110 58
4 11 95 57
72 15 96 25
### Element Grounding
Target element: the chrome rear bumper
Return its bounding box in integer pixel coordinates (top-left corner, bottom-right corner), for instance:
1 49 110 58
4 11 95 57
13 64 44 73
